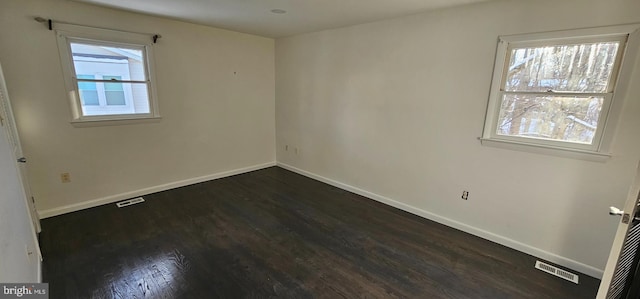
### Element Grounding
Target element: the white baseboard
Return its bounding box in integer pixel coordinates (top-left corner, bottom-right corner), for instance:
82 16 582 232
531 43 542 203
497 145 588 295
38 162 276 218
276 162 604 279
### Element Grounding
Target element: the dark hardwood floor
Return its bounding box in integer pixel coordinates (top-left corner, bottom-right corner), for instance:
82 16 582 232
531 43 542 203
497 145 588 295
40 167 600 298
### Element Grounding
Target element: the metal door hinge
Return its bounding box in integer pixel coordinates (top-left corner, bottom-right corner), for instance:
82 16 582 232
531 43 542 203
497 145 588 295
622 213 631 224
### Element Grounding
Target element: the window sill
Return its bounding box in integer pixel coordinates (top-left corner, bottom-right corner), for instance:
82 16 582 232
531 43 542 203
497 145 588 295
70 116 162 127
479 138 611 162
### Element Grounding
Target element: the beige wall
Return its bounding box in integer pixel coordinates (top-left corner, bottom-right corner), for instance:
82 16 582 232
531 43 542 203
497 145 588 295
275 0 640 277
2 0 639 280
0 0 275 214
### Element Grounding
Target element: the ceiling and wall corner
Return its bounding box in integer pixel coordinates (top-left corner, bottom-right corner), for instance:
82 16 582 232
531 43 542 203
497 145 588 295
70 0 496 38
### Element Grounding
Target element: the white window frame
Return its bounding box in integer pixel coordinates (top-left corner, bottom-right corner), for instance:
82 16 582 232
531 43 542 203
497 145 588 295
55 23 160 123
481 24 640 160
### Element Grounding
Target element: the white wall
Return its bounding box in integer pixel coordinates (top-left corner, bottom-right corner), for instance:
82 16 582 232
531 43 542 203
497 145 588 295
0 0 275 214
275 0 640 277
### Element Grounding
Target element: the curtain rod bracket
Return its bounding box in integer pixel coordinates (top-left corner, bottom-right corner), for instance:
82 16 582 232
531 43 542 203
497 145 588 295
153 34 161 44
34 17 52 30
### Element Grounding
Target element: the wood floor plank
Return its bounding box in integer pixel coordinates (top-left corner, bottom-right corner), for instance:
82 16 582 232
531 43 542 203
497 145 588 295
40 167 600 298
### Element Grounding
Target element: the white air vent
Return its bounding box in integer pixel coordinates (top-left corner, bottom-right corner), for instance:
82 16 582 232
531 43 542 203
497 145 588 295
535 260 579 284
116 197 145 208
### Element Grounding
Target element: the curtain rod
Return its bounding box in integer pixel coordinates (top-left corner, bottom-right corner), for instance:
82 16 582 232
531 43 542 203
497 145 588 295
33 17 162 44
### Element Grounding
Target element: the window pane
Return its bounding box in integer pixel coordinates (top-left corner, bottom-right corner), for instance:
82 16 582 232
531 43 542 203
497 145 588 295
79 90 99 106
105 91 126 105
103 75 126 105
505 42 620 93
70 42 147 81
77 74 99 106
81 82 150 116
77 74 96 90
497 94 603 144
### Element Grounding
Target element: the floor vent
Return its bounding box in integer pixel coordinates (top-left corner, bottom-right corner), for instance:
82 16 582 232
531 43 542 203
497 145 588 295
535 260 579 284
116 197 145 208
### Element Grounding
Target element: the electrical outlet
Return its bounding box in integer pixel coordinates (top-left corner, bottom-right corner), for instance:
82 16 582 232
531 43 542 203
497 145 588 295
61 172 71 183
462 191 469 200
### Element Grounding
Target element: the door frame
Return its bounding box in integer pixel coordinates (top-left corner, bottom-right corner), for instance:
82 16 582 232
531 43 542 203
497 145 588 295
597 161 640 298
0 63 41 233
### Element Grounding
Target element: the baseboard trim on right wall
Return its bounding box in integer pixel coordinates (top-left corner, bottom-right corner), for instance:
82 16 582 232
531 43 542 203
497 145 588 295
276 162 604 279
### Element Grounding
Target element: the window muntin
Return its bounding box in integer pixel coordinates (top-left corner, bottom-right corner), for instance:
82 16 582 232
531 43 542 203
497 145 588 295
55 23 159 123
482 27 635 154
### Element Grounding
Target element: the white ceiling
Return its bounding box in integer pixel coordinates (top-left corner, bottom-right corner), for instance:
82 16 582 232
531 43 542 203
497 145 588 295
73 0 494 38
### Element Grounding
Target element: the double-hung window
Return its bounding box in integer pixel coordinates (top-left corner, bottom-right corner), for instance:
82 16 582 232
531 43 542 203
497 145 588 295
55 24 160 123
482 25 639 157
